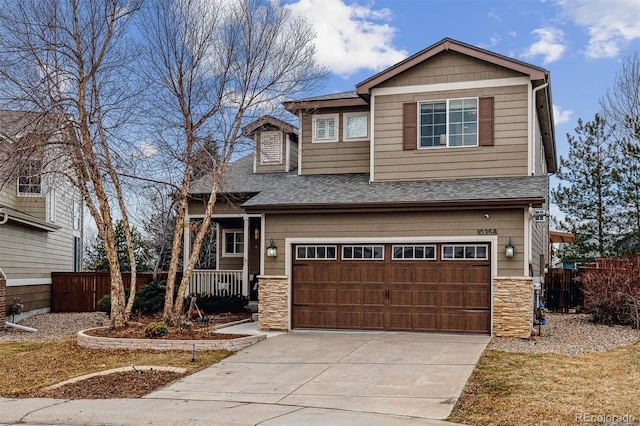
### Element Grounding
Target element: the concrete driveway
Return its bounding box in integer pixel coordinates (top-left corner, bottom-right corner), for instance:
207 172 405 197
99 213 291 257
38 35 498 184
147 330 490 422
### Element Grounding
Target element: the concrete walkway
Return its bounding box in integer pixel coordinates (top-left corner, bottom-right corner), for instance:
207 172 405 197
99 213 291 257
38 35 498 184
0 328 489 425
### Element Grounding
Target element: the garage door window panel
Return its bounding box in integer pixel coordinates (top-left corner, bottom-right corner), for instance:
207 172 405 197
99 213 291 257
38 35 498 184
342 245 384 260
442 244 489 260
296 245 337 260
393 245 436 260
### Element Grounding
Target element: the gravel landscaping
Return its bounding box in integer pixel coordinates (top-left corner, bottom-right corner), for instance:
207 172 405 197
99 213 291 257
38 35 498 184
488 312 640 355
1 312 110 342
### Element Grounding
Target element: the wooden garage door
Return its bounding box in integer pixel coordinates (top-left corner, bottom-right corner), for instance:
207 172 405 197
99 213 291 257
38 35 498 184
292 243 491 334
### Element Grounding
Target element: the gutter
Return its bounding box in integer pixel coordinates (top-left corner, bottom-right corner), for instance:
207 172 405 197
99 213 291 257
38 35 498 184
530 82 549 175
244 197 546 214
0 211 7 225
0 207 61 232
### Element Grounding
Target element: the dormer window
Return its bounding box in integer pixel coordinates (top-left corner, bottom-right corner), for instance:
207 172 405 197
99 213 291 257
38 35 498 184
259 131 282 165
17 160 42 195
312 113 338 143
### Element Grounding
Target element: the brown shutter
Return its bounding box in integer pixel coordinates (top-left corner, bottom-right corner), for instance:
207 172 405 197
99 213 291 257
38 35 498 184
403 102 417 150
478 96 494 146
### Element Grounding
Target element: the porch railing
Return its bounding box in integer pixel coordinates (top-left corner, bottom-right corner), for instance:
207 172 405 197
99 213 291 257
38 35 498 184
189 270 244 296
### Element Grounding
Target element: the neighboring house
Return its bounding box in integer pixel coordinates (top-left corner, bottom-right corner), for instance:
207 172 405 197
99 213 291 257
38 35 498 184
186 38 556 338
0 110 83 324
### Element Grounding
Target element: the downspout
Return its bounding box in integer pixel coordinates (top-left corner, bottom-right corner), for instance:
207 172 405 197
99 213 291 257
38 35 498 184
0 211 8 225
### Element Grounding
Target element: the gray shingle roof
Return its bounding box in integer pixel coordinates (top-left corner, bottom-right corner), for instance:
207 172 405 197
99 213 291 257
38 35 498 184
191 155 548 209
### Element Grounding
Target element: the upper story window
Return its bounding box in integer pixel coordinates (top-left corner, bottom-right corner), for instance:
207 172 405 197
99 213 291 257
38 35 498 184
343 112 369 141
312 113 338 143
17 160 42 195
223 229 244 257
259 131 282 165
419 97 478 148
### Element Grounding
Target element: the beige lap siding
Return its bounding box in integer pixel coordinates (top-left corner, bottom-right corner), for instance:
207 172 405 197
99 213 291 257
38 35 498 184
262 209 525 277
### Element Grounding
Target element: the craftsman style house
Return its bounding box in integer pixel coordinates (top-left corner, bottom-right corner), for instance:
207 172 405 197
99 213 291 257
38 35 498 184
186 38 556 338
0 111 83 325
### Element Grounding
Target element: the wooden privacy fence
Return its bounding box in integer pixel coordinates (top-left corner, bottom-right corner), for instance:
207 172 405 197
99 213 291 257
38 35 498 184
544 268 583 312
51 272 182 313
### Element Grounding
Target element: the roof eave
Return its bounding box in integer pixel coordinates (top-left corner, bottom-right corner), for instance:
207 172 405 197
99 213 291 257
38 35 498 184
0 207 61 232
283 97 369 114
244 197 545 214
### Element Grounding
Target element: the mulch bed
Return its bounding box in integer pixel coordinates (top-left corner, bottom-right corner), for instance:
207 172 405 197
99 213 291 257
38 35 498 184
28 370 184 399
85 312 252 340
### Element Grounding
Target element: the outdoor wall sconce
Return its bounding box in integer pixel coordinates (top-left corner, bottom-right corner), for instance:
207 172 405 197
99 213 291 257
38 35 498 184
505 237 515 258
266 239 278 257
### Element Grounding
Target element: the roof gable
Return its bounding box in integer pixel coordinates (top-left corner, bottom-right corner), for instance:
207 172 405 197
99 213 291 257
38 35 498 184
242 115 298 137
356 37 548 96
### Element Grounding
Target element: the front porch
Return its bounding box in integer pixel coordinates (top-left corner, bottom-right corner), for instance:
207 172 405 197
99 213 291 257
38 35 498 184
184 214 262 301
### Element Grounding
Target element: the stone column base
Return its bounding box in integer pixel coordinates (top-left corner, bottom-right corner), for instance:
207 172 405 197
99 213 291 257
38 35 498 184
257 275 289 331
493 276 533 338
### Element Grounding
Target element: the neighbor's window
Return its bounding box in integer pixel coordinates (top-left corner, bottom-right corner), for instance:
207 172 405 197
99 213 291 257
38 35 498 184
73 201 81 231
312 113 339 142
419 97 478 148
343 112 369 140
442 244 488 260
223 229 244 257
342 245 384 260
17 161 42 194
259 131 282 165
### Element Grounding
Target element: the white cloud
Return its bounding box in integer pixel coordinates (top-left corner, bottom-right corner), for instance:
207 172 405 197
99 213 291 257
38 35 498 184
553 104 573 125
286 0 407 77
139 141 158 158
556 0 640 59
522 27 567 64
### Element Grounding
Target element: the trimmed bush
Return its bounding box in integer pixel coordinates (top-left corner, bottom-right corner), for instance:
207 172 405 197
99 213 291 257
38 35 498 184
144 322 168 338
133 281 166 315
97 294 111 315
187 294 248 314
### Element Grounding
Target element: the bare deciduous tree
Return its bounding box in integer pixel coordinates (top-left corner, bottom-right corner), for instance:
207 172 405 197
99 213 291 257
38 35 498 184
139 0 327 322
0 0 143 327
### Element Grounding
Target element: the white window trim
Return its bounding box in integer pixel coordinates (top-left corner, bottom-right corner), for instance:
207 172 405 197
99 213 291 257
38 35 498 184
312 113 339 143
222 229 244 258
343 112 369 141
259 130 283 165
417 97 479 150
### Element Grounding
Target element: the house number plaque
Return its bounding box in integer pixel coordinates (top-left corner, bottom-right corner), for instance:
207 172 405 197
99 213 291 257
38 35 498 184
477 228 497 235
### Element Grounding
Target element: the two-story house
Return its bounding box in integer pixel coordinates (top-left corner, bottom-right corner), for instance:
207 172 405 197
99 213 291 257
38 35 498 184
186 38 556 338
0 110 83 326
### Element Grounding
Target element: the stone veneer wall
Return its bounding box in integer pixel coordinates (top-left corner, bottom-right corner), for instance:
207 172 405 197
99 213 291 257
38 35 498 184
0 279 5 331
493 276 533 338
258 275 289 331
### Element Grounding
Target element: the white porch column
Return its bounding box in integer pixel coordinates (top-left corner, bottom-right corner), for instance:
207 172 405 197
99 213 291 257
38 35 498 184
183 216 191 266
242 215 250 296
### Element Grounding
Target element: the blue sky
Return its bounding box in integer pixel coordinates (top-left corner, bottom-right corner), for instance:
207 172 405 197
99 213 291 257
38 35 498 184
284 0 640 160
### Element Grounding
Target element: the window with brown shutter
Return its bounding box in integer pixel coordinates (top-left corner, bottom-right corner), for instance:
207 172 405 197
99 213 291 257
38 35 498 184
403 102 417 150
478 96 494 146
